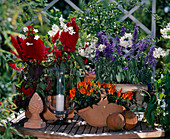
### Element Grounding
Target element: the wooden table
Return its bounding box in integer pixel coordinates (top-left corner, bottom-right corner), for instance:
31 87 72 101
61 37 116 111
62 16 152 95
0 111 165 139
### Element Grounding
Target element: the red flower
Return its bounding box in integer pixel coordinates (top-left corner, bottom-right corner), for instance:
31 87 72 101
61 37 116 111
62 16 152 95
53 47 65 62
83 58 88 64
10 26 48 64
52 30 60 44
117 91 121 97
60 17 79 52
22 86 34 96
8 62 22 71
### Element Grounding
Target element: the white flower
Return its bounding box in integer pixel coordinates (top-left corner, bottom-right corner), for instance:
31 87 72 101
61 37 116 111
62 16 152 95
59 15 64 23
120 33 133 48
34 35 40 40
153 47 168 58
19 34 26 39
48 30 56 37
7 18 12 22
85 42 89 46
33 29 38 33
160 23 170 39
78 49 86 57
26 42 33 46
69 30 76 35
87 34 91 38
68 26 76 35
60 22 66 28
52 24 59 32
98 44 106 52
23 27 28 32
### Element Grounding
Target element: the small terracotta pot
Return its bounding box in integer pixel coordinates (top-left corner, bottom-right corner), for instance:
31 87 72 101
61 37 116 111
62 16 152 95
77 98 126 127
84 73 96 82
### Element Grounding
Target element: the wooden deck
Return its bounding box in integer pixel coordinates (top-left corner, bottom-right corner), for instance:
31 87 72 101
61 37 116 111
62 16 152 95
0 111 165 139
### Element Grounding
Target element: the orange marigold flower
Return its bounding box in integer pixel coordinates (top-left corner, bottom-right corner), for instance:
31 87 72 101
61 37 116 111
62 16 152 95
97 82 101 89
69 88 76 99
117 91 121 97
127 91 133 100
86 91 91 96
108 87 116 95
122 93 128 99
89 87 94 93
101 82 106 88
106 83 113 88
79 87 87 94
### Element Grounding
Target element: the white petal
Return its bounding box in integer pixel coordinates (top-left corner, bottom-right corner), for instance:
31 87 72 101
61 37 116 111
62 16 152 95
23 27 28 32
34 29 38 33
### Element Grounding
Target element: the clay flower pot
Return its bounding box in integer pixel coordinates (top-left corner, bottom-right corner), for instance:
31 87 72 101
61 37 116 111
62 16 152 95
84 73 96 82
77 98 126 127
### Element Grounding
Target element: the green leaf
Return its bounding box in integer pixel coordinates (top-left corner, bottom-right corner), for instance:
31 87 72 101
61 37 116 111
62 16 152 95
10 71 17 79
72 53 85 70
10 127 23 137
159 93 164 100
116 73 121 83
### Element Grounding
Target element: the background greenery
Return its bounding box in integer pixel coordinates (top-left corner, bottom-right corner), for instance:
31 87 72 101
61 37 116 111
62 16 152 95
0 0 169 138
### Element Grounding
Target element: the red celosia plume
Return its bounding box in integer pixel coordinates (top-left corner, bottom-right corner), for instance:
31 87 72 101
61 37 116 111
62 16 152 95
60 17 79 52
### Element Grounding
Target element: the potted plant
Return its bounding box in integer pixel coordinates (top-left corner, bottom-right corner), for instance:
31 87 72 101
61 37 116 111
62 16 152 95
69 81 126 127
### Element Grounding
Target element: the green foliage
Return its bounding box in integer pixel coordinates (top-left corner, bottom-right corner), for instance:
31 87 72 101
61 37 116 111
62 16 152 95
144 52 170 133
0 95 24 138
69 0 124 36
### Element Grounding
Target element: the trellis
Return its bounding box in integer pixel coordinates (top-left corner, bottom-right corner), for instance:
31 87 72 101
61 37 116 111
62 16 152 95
13 0 156 93
24 0 156 38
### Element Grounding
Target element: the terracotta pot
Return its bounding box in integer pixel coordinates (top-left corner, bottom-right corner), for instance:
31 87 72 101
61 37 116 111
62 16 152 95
84 73 96 82
77 98 126 127
122 110 138 130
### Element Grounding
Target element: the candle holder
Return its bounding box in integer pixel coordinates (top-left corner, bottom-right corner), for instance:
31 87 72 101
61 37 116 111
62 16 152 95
45 67 74 122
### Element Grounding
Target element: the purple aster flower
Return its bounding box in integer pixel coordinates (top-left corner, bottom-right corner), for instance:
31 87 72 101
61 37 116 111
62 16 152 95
120 25 126 36
144 45 157 69
138 70 142 73
89 70 95 74
132 24 139 44
123 66 128 70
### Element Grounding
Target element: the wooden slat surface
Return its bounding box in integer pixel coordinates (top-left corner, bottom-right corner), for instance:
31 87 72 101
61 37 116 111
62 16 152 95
0 111 165 139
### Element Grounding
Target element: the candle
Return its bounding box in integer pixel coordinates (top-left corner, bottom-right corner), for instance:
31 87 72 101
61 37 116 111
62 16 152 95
56 94 64 111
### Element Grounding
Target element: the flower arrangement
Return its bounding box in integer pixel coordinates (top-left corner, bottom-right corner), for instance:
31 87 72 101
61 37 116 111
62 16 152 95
9 26 49 109
9 16 84 110
69 80 135 110
69 80 101 110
